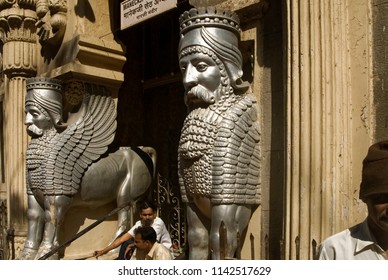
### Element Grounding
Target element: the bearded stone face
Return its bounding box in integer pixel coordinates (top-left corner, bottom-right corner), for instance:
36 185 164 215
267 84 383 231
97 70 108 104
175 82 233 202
25 102 53 137
179 52 223 110
24 87 65 137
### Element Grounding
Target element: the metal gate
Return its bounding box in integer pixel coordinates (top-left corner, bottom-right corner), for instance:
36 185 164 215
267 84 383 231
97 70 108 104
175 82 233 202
154 173 186 256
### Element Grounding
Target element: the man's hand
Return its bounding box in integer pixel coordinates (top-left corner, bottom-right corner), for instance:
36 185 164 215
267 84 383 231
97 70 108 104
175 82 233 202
94 250 105 259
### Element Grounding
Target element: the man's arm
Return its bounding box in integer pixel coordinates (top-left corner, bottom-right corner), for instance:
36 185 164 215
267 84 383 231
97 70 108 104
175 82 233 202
158 221 172 248
94 232 132 258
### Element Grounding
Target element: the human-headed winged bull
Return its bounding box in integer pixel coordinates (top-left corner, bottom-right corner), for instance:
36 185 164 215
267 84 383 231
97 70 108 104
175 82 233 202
20 78 156 260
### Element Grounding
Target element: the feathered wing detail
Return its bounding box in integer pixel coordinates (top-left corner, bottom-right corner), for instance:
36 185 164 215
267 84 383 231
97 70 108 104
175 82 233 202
212 94 261 205
44 94 117 195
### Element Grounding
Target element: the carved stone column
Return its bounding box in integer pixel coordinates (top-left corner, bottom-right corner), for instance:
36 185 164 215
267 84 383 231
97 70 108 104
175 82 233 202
0 1 38 239
284 0 371 259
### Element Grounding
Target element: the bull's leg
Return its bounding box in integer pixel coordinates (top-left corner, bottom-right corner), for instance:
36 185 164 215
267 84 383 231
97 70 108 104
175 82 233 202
113 149 153 244
104 205 131 257
102 168 134 257
210 204 251 260
187 203 210 260
113 171 133 243
113 205 130 241
35 195 73 260
19 195 45 260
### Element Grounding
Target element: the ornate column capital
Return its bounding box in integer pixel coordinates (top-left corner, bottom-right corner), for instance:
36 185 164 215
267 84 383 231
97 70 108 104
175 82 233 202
0 1 38 78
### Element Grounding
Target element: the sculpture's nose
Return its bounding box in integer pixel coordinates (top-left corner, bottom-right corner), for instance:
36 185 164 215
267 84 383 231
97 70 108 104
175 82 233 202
183 64 198 89
25 112 33 125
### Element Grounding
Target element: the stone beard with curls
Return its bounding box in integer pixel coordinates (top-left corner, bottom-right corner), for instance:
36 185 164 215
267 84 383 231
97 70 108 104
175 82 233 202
26 127 57 195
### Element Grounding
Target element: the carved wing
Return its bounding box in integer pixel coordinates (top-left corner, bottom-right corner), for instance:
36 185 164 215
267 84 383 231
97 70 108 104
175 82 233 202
44 94 117 195
212 94 261 205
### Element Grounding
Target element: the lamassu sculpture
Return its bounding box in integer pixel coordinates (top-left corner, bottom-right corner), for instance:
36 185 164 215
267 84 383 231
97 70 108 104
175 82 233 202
178 7 261 259
20 77 156 260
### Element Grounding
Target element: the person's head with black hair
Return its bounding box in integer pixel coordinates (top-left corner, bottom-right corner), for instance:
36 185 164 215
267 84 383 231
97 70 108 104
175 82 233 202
359 141 388 237
137 201 158 227
133 226 157 253
134 226 157 243
138 201 157 212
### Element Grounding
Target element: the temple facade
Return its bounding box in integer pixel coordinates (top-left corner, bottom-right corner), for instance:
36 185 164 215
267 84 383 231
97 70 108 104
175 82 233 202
0 0 385 260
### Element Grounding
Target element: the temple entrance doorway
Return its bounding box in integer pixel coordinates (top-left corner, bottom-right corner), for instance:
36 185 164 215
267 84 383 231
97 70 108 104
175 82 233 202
115 2 190 252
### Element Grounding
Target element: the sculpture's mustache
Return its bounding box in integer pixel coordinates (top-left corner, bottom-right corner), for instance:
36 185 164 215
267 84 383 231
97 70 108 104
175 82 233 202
26 124 43 137
185 85 215 105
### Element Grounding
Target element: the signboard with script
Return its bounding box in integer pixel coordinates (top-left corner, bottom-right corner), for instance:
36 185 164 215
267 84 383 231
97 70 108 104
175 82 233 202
121 0 177 30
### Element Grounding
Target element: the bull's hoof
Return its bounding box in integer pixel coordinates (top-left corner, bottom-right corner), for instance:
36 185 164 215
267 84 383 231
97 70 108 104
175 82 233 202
18 247 38 260
35 246 59 260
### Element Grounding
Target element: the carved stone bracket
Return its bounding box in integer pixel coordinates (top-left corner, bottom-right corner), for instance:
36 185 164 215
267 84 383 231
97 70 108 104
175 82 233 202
214 0 270 29
42 35 126 96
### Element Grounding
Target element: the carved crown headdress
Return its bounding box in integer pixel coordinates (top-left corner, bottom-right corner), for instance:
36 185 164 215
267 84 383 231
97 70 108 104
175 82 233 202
26 77 63 92
179 7 248 92
179 7 241 37
26 77 64 126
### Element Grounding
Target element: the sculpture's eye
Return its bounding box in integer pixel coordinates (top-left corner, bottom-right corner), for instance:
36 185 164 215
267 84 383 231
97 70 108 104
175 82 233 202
25 109 37 117
196 62 208 72
29 109 41 118
179 60 187 74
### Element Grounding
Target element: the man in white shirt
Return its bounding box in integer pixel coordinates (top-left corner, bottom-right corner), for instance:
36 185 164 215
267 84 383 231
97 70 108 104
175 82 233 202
317 141 388 260
94 201 171 259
